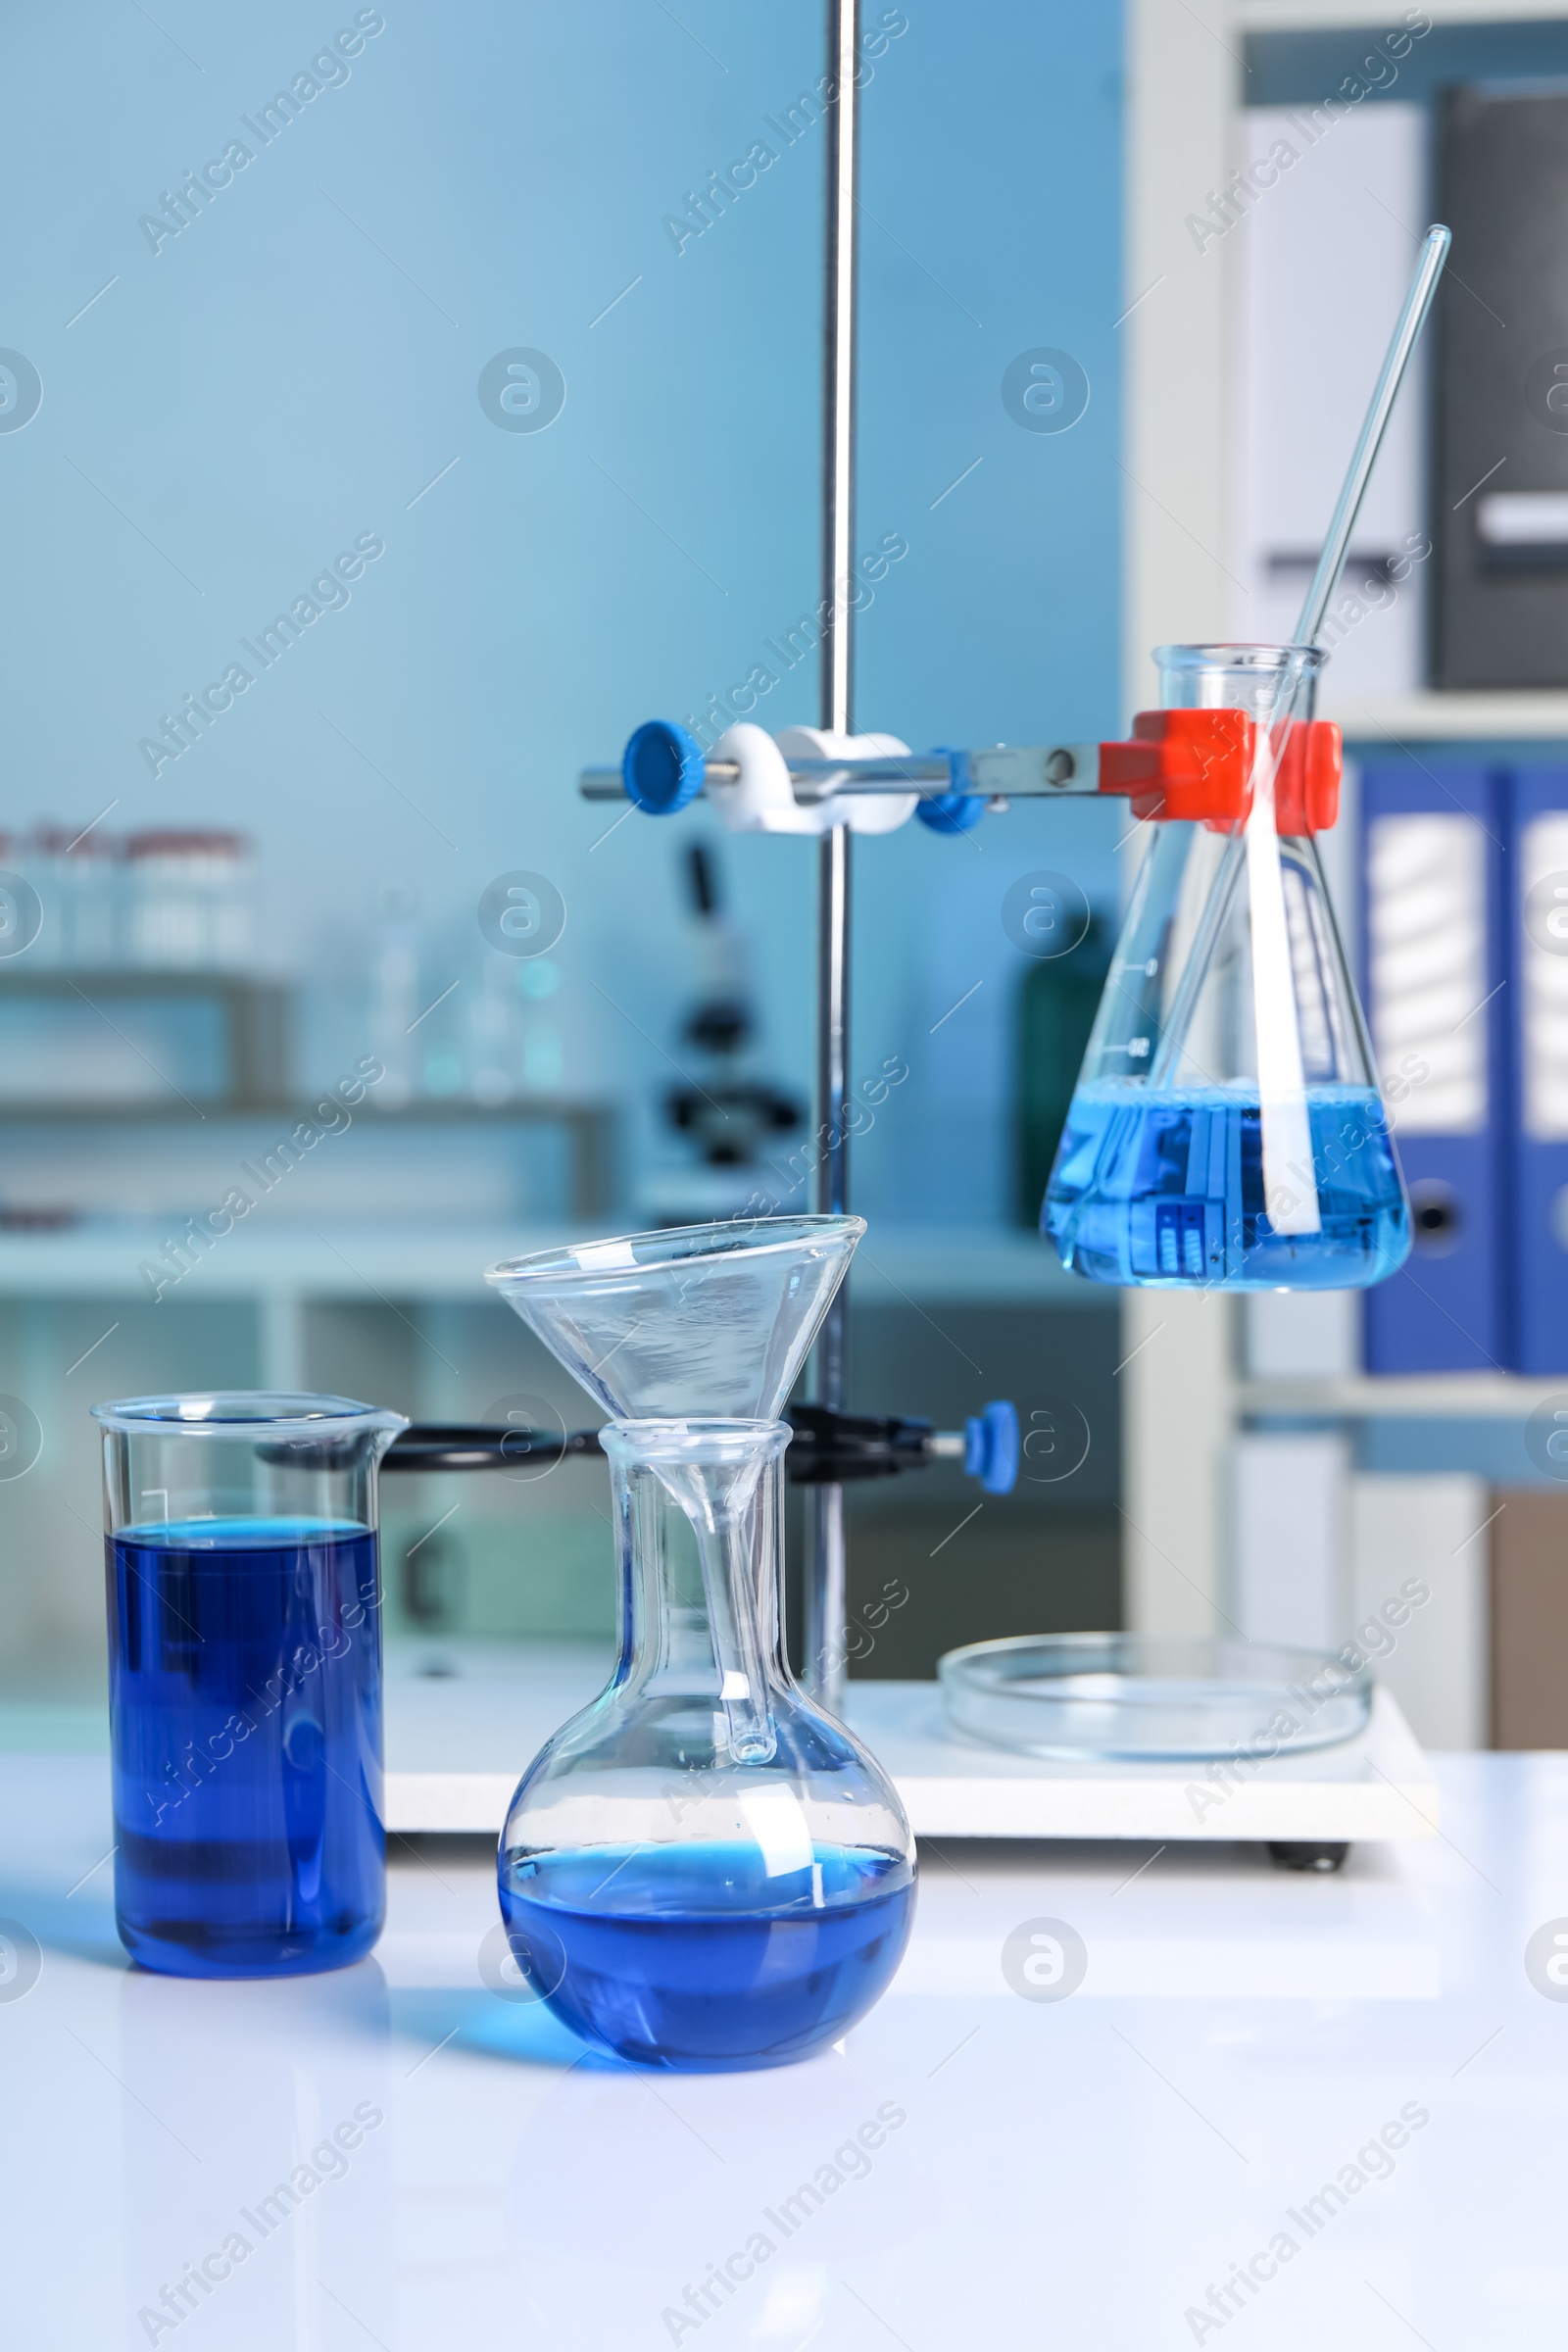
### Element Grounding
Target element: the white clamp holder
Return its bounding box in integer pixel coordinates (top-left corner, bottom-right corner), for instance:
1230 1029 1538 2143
707 724 919 834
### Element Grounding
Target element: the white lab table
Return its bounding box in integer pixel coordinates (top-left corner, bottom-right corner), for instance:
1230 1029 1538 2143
1 1751 1563 2347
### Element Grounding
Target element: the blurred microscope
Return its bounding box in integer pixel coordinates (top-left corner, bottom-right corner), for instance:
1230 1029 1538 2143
639 843 804 1228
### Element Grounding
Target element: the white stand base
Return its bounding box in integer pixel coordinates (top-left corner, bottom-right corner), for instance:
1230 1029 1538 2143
846 1681 1436 1843
384 1642 1439 1844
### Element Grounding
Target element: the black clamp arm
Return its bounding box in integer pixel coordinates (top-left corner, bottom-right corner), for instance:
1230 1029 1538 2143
383 1424 599 1473
780 1404 937 1485
384 1403 1016 1494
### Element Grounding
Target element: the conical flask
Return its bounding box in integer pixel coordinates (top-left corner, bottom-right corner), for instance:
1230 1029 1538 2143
1046 644 1411 1289
482 1217 915 2071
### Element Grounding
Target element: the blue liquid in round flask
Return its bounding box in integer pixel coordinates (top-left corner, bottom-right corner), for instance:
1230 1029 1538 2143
487 1221 915 2071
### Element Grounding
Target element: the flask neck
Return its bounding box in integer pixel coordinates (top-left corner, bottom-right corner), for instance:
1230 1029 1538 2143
600 1420 791 1765
1153 641 1324 720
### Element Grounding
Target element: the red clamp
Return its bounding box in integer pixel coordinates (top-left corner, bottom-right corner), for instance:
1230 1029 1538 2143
1097 710 1342 834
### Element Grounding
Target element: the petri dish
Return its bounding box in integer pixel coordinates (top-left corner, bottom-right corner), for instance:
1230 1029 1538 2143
937 1633 1373 1762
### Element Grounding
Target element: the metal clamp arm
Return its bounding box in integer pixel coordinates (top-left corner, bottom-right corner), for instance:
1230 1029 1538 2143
577 726 1103 809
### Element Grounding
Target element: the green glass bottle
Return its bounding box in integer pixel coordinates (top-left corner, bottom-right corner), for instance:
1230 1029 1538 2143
1015 913 1111 1227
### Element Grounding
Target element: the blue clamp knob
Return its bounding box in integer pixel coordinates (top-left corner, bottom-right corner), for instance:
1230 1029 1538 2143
915 749 985 834
623 720 706 814
964 1399 1019 1495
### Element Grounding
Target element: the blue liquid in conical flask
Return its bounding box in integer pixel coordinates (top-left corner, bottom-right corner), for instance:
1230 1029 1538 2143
498 1841 914 2070
1045 1083 1410 1289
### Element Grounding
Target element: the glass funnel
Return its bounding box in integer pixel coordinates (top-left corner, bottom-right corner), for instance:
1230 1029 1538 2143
1046 644 1411 1289
483 1219 915 2071
485 1214 861 1419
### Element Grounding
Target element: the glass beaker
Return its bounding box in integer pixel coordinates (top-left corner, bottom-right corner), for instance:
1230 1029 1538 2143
1046 644 1411 1289
485 1219 916 2071
92 1393 406 1978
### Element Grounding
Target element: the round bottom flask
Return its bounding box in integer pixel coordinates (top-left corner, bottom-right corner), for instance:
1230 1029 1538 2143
497 1419 915 2070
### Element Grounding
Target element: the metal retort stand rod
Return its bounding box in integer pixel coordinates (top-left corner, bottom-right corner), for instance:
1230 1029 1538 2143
803 0 860 1715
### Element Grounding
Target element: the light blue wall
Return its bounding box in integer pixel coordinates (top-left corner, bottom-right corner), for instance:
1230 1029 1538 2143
854 3 1125 1218
0 0 1124 1225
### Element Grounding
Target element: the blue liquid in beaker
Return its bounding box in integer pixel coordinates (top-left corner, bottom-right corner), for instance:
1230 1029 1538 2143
1045 1083 1410 1290
498 1840 914 2070
108 1518 383 1978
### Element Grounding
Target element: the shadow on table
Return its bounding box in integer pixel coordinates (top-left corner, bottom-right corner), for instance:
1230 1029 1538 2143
0 1877 125 1973
389 1984 609 2071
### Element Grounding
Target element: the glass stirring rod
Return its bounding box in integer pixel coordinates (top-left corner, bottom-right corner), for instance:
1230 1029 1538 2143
1295 223 1450 647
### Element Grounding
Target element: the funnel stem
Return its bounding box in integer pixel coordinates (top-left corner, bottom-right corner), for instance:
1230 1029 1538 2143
623 1423 789 1769
690 1505 777 1766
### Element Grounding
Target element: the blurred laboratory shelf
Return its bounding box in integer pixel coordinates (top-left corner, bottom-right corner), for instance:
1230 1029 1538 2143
1326 688 1568 742
1239 0 1568 28
382 1641 1438 1846
0 969 291 1110
1241 1374 1568 1418
0 1217 1103 1307
0 1100 613 1220
0 1746 1557 2347
0 1096 609 1131
0 1218 581 1300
